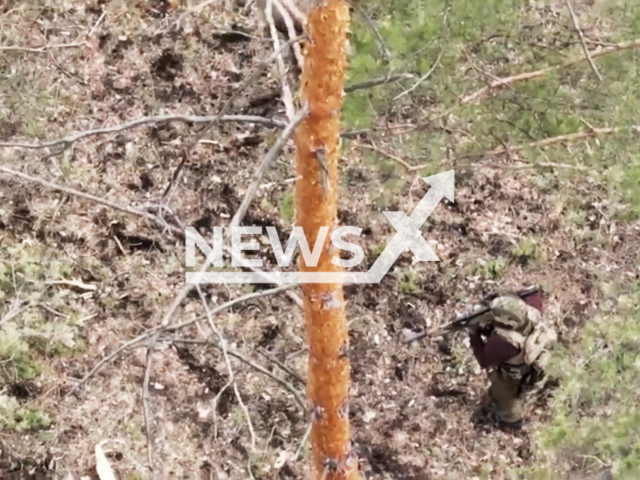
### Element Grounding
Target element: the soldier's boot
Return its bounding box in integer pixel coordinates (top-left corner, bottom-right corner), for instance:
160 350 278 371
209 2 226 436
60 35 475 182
488 370 525 427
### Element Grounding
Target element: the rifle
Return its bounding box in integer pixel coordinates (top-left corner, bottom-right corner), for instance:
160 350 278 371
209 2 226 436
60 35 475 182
401 286 541 344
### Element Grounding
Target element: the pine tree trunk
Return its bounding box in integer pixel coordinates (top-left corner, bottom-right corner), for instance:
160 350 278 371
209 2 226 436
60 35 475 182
293 0 357 479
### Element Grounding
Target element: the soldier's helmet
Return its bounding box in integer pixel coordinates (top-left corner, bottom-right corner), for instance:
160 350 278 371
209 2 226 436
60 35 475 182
489 295 541 333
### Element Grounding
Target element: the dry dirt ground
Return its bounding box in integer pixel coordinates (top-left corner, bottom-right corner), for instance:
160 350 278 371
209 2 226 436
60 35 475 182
0 1 639 479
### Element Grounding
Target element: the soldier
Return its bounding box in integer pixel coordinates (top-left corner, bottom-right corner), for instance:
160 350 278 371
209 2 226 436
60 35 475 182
468 289 557 426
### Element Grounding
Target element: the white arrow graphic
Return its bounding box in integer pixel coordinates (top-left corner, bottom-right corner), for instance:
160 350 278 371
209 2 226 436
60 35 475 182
185 170 454 284
363 169 455 283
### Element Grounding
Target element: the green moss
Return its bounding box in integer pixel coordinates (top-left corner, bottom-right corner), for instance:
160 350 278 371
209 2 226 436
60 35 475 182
279 189 295 224
520 283 640 477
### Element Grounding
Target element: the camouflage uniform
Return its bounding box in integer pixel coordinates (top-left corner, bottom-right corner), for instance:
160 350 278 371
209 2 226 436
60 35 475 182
469 293 557 425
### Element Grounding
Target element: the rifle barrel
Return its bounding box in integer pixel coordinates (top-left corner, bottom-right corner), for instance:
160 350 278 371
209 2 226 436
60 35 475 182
401 287 540 345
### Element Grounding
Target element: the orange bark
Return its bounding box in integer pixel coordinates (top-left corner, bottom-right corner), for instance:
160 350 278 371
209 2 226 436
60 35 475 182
294 0 357 479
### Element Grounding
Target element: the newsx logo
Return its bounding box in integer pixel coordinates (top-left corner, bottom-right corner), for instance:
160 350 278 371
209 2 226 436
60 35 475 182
185 170 454 284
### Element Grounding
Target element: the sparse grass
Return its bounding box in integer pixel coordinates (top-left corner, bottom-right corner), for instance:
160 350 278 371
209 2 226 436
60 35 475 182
279 189 295 224
0 242 90 385
520 282 640 478
0 0 639 476
344 0 640 218
396 269 421 295
510 237 546 268
465 257 508 281
0 395 51 432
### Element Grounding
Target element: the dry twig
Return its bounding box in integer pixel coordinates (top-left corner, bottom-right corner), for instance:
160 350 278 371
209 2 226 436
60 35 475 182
171 338 306 413
354 141 414 170
565 0 602 82
461 38 640 104
195 284 257 451
141 344 156 471
0 42 84 53
257 347 306 384
384 125 640 172
63 285 296 398
393 51 443 101
271 0 306 67
0 115 287 151
344 73 414 93
264 0 297 120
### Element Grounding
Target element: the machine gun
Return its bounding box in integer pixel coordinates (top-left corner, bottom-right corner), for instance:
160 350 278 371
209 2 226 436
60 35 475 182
402 286 541 344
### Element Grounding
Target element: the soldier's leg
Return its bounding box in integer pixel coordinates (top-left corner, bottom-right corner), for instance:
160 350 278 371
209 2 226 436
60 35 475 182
487 370 525 425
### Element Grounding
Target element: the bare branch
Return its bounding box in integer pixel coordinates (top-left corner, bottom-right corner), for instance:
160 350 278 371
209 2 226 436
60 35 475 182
565 0 602 82
461 38 640 104
0 42 84 53
417 125 640 171
354 141 415 170
141 345 156 472
232 105 309 228
63 285 296 398
171 337 306 414
351 2 391 60
265 0 297 121
344 73 415 94
0 115 287 151
294 421 313 461
195 284 257 451
271 0 305 67
393 51 443 101
0 166 164 221
257 347 306 385
0 166 305 308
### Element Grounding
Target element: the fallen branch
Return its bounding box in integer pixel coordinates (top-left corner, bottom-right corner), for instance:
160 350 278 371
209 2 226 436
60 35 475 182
359 123 640 172
344 73 414 94
156 104 309 334
354 141 414 170
271 0 305 68
351 2 391 60
0 166 305 309
0 115 287 151
63 284 296 398
195 284 257 451
171 337 306 414
0 106 372 153
162 33 305 198
517 125 640 149
45 279 97 291
257 347 305 385
141 343 156 471
0 166 164 222
461 37 640 104
424 125 640 171
0 42 84 53
265 0 297 121
393 51 443 101
565 0 602 82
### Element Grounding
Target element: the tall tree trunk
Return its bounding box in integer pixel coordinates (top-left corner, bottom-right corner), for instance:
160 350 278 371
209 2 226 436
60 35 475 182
294 0 357 479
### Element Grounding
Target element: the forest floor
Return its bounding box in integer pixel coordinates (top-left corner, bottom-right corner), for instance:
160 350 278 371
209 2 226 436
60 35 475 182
0 0 639 479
